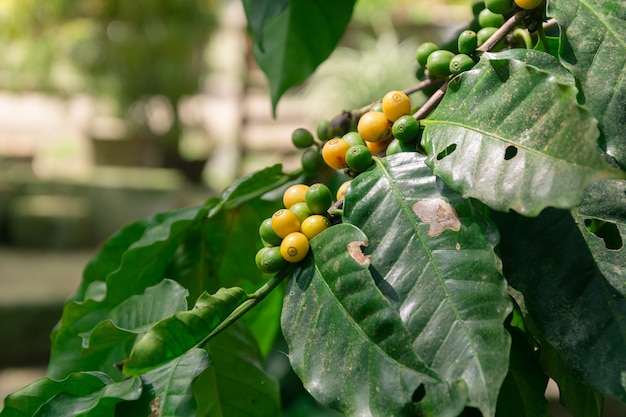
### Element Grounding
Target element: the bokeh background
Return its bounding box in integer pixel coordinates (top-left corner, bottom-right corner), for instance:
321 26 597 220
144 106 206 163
0 1 622 415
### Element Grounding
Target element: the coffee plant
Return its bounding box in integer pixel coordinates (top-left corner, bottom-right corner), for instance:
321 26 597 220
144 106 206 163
2 0 625 416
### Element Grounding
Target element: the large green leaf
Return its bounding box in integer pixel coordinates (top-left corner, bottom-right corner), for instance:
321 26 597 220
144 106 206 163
344 153 511 416
123 287 248 376
492 199 626 403
194 324 281 417
282 224 468 417
548 0 626 168
0 372 141 417
282 153 511 416
244 0 356 114
422 51 623 216
139 348 211 417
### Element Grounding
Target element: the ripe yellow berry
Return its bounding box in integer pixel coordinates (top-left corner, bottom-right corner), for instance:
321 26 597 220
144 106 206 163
336 180 352 200
300 215 331 240
280 232 310 262
382 90 411 122
514 0 543 10
283 184 309 208
271 209 301 238
358 111 392 143
322 138 351 170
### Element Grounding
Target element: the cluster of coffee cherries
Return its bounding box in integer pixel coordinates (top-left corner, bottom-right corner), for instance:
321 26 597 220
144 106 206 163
416 0 543 79
255 182 339 273
321 90 422 175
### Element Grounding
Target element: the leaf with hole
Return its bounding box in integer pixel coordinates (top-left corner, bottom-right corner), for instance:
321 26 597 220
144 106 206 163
422 51 624 216
548 0 626 168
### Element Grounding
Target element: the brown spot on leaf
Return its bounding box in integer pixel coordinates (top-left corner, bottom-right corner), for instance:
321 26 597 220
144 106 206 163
347 240 370 266
413 198 461 237
149 396 161 417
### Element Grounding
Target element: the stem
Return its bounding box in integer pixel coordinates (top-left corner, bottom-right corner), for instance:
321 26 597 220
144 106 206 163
196 266 292 347
477 11 524 53
412 82 448 121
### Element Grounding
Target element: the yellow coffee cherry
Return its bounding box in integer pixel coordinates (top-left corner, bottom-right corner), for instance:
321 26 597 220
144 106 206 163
322 138 351 170
300 215 331 240
280 232 310 262
271 209 301 238
336 180 352 200
357 111 392 143
382 90 411 122
283 184 309 208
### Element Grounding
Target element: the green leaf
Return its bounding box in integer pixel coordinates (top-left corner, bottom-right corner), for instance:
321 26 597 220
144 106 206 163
282 223 468 417
194 324 281 417
123 287 248 376
140 348 211 417
81 279 188 353
422 51 623 216
492 201 626 403
47 205 212 380
246 0 356 114
0 372 141 417
343 153 511 416
548 0 626 168
241 0 288 52
496 307 550 417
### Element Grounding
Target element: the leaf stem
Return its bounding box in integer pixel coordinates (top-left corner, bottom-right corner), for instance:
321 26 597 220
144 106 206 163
196 266 292 346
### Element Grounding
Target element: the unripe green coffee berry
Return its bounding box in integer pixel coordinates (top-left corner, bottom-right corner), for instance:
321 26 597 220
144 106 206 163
305 183 333 215
386 139 417 155
415 42 439 68
392 115 420 143
342 132 366 148
477 27 505 51
301 147 324 172
478 8 505 28
291 127 315 149
458 30 478 55
255 246 287 274
345 145 373 172
449 54 476 75
316 119 331 141
426 50 455 78
259 218 282 246
485 0 514 14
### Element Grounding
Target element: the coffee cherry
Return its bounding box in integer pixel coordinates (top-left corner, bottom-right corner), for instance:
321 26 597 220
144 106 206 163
426 50 455 78
289 201 313 223
336 180 352 200
322 138 351 170
514 0 543 10
345 145 373 172
291 128 315 149
259 218 282 246
305 183 333 215
316 119 331 141
370 102 384 112
283 184 309 209
366 138 391 156
382 90 411 122
271 209 301 238
280 232 309 263
478 8 505 28
392 115 420 143
386 139 417 155
301 147 324 172
415 42 439 68
300 215 331 240
357 111 392 143
477 27 505 51
458 30 478 55
255 246 287 274
485 0 514 14
342 132 366 148
449 54 476 75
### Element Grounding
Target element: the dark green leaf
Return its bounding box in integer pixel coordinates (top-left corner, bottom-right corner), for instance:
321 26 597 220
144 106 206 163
422 52 624 216
246 0 356 114
123 287 248 376
548 0 626 168
47 205 211 380
492 200 626 403
194 324 281 417
139 349 211 417
282 223 468 417
241 0 288 51
343 153 511 416
0 372 141 417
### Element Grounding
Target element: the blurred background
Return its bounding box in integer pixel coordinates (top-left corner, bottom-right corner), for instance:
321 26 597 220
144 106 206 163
1 0 619 415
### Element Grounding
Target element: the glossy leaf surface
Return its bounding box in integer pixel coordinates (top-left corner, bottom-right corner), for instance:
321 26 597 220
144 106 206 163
549 0 626 168
422 51 622 216
243 0 356 114
283 153 511 416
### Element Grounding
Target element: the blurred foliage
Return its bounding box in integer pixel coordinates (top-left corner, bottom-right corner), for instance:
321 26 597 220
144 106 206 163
0 0 216 109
